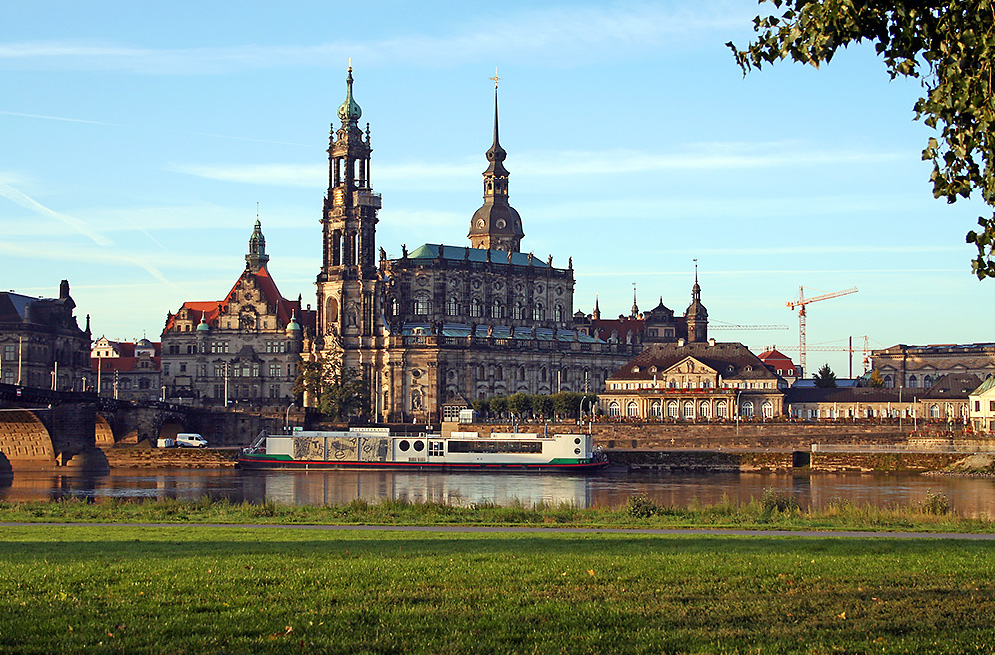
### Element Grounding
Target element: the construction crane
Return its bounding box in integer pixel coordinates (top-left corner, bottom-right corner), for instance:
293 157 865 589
710 323 789 331
769 335 872 378
786 286 858 377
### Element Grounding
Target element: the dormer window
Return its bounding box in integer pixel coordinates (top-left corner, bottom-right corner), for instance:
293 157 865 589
632 366 640 373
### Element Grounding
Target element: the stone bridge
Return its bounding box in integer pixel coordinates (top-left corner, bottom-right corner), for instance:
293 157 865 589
1 383 287 470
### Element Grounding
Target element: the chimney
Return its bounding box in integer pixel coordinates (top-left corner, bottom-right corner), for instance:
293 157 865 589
709 338 715 346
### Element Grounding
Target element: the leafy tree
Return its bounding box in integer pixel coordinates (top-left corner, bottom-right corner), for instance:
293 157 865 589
489 395 508 418
813 363 838 388
507 392 532 419
293 355 369 422
472 398 489 418
868 369 885 388
729 1 995 278
532 394 555 419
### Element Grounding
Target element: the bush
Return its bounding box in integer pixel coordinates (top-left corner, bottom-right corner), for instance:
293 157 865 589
921 491 951 515
760 488 800 515
625 494 659 519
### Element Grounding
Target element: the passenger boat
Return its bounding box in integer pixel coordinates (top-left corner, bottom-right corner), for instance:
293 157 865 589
237 426 607 472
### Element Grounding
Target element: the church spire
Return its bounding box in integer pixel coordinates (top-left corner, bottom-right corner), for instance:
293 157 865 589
468 71 524 252
631 283 639 318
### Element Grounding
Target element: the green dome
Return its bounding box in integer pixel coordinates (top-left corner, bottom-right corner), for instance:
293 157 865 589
286 310 301 333
196 315 210 332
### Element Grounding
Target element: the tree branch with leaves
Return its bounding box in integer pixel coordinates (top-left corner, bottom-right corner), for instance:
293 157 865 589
729 0 995 277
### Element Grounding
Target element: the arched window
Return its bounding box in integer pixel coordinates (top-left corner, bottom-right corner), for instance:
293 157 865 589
513 301 525 320
741 401 754 418
470 298 483 318
929 404 939 418
389 297 399 316
716 400 728 418
682 401 695 420
553 304 564 322
924 375 934 388
533 302 545 321
667 400 679 419
413 293 430 315
668 379 677 389
699 401 711 419
908 375 918 388
495 365 504 380
608 401 621 417
762 401 774 419
491 299 505 319
447 297 460 316
650 400 662 419
518 366 526 381
540 367 547 382
884 375 893 388
627 401 639 417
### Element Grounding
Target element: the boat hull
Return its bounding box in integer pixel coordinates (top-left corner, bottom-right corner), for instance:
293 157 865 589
237 454 607 472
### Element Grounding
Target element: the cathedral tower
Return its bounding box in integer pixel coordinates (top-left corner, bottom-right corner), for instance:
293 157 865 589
468 82 524 251
316 66 383 367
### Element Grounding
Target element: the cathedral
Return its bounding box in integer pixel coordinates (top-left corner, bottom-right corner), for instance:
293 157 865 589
312 69 706 423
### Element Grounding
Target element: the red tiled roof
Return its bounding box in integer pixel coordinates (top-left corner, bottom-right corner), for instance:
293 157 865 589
590 317 644 343
165 266 312 333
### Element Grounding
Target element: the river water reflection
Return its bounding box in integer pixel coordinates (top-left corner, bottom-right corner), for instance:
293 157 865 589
2 468 994 518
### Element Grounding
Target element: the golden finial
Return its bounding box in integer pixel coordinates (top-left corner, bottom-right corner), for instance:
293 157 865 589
489 66 500 89
348 57 353 72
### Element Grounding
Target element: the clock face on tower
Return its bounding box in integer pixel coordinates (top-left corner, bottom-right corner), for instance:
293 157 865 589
496 219 506 229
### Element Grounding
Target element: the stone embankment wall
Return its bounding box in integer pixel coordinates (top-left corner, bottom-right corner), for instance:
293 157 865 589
102 445 238 469
463 422 913 451
809 452 964 473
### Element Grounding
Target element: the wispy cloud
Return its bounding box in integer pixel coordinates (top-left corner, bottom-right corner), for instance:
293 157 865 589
0 241 170 284
0 3 751 73
0 180 112 246
172 141 901 189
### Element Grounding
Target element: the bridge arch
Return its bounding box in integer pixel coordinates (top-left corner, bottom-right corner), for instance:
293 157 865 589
0 409 56 463
95 414 115 447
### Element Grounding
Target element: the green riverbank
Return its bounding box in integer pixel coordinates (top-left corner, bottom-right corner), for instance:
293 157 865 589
1 523 994 654
1 491 992 533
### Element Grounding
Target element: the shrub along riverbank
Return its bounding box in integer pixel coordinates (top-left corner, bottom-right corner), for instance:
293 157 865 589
0 490 991 533
1 523 994 654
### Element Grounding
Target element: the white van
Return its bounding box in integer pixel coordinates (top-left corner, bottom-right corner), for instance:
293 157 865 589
176 433 208 448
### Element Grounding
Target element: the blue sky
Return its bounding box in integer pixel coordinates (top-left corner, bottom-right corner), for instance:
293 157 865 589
2 0 990 378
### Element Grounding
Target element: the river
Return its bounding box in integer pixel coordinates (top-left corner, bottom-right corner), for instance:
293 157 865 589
2 468 994 518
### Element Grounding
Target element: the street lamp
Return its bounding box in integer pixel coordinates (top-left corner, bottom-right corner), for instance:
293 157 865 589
285 401 296 432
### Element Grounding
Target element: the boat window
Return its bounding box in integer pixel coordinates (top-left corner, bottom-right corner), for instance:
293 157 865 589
447 441 543 454
398 440 410 452
413 440 425 452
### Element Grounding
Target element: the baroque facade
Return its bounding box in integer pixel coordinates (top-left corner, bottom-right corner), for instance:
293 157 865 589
871 343 995 389
599 340 786 421
312 69 642 422
0 281 91 391
160 221 314 407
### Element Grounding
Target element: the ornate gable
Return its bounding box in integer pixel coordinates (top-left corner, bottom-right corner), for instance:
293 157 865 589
662 356 717 377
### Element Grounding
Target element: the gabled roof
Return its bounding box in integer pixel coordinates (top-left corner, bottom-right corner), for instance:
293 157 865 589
609 341 778 381
402 244 552 269
919 373 982 400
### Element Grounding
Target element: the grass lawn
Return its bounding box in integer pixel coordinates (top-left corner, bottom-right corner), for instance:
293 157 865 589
1 524 994 654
